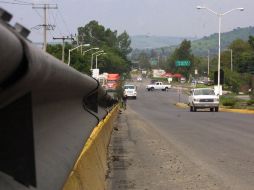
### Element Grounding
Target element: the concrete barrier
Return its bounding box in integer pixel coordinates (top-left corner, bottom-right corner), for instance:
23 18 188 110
62 105 119 190
0 8 117 190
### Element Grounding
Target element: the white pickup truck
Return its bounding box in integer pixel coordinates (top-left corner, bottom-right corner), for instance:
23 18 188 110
188 88 219 112
146 82 171 91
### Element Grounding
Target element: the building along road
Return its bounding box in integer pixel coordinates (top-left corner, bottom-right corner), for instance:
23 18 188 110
107 80 254 190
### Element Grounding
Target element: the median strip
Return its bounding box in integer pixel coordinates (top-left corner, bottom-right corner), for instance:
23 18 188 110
175 102 254 114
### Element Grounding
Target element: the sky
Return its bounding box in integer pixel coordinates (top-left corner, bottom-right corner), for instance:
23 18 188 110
0 0 253 43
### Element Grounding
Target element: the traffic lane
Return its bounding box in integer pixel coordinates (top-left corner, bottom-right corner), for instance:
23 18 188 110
127 89 254 189
107 108 227 190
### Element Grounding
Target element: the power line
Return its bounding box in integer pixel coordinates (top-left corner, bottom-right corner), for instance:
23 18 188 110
2 0 72 54
32 4 58 51
56 6 71 36
48 9 62 36
33 8 43 18
0 0 32 5
57 3 71 35
48 27 55 40
13 0 31 4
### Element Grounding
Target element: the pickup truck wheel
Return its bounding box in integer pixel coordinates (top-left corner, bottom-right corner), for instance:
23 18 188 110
215 107 219 112
193 107 197 112
151 87 154 91
210 108 214 112
165 87 168 91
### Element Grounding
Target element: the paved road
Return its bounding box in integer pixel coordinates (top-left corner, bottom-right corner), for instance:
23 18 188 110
107 81 254 190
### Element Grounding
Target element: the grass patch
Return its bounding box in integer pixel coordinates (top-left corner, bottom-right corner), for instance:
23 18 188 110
220 95 254 110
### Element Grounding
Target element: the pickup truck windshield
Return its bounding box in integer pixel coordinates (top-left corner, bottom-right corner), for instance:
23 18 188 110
124 86 135 89
194 89 215 95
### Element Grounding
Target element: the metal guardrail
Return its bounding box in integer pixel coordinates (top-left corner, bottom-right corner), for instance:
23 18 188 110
0 7 117 190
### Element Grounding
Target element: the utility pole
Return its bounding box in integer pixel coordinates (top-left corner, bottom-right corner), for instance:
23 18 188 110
75 34 86 53
53 36 74 62
230 49 233 71
32 4 58 52
207 50 210 78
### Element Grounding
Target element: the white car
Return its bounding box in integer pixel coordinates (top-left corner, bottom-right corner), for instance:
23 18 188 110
188 88 219 112
123 84 137 99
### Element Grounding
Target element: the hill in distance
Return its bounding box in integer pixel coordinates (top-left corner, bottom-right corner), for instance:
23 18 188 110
130 35 197 49
131 26 254 57
191 26 254 56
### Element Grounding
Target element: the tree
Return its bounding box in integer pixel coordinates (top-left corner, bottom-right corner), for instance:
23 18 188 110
77 20 120 49
78 20 107 46
220 50 232 70
248 36 254 49
46 20 133 75
223 68 251 93
167 39 194 78
47 43 73 64
117 31 132 56
229 38 253 74
138 52 151 70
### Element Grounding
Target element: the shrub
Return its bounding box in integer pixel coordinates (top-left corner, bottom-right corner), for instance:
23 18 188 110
247 99 254 106
220 96 238 107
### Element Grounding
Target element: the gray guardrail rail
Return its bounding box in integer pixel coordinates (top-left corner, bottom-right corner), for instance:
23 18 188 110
0 7 117 190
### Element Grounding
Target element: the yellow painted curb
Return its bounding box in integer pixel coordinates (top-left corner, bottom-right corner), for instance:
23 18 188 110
175 102 189 108
220 108 254 114
62 105 119 190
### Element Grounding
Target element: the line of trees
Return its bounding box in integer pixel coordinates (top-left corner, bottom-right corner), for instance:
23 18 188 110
47 20 132 75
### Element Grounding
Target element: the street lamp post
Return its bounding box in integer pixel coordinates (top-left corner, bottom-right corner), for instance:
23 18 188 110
95 53 107 69
82 47 99 55
197 6 244 95
91 50 104 70
67 44 90 66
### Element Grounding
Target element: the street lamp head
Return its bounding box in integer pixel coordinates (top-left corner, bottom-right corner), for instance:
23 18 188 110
238 8 244 11
84 43 90 47
92 50 104 55
196 5 205 10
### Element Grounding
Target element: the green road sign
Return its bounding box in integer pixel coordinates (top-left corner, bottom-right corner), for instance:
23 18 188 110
150 58 158 65
175 60 191 67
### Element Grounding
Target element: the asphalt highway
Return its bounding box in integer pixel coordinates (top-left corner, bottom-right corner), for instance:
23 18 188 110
107 81 254 190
